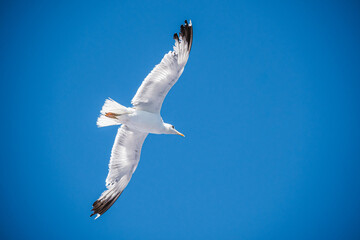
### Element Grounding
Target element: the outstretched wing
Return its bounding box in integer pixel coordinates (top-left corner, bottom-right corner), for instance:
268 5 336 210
131 20 193 113
91 125 148 219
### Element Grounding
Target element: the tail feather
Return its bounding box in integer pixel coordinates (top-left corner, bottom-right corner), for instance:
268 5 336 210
97 98 131 127
100 98 128 115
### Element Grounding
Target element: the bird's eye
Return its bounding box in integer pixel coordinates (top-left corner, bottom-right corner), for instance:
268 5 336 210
171 125 174 129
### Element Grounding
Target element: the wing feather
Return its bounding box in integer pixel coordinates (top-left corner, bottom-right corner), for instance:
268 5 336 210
91 125 148 219
131 20 193 113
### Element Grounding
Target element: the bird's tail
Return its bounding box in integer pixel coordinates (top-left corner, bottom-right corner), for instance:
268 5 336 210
97 98 132 127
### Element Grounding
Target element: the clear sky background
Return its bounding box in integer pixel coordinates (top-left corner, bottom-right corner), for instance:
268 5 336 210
1 1 360 239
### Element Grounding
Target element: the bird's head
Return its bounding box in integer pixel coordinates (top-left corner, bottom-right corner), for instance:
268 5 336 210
164 123 185 137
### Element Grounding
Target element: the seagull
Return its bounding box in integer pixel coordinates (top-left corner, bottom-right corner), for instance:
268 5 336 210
90 20 193 219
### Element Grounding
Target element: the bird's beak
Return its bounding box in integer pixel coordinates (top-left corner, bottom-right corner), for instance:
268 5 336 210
175 129 185 137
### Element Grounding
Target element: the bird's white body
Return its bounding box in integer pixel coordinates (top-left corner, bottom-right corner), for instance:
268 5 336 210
124 110 165 134
91 20 192 219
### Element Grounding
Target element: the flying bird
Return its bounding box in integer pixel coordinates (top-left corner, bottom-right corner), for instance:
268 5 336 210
90 20 193 219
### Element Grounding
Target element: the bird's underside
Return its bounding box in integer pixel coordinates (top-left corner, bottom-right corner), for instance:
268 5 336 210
90 20 193 219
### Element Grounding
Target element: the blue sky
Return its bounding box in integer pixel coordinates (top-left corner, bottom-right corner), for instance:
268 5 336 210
1 0 360 239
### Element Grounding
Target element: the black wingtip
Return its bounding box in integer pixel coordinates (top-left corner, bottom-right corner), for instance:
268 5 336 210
174 20 193 52
90 190 123 219
183 19 193 51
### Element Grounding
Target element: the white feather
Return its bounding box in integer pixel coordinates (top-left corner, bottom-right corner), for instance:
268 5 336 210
131 22 192 113
96 98 132 127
